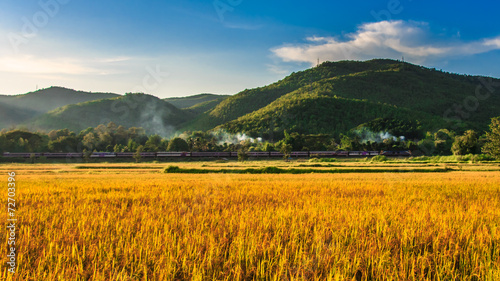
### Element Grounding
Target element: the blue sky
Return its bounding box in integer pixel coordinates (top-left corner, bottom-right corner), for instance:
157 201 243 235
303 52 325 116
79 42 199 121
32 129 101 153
1 0 499 97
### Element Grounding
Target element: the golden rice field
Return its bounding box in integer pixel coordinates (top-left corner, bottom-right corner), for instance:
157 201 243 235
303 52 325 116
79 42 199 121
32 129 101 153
1 162 500 280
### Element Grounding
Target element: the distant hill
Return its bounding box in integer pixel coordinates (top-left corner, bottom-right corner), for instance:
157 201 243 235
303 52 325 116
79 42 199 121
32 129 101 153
28 93 196 136
164 93 229 109
0 102 38 129
185 59 500 137
0 86 120 128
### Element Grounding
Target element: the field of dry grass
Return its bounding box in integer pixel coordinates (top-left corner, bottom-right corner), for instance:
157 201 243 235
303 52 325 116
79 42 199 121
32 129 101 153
1 162 500 280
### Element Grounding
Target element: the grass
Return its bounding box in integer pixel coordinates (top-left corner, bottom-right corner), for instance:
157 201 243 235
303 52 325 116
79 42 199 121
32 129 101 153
1 163 500 280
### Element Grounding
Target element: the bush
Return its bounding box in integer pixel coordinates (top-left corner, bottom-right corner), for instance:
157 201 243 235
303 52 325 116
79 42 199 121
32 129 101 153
261 166 282 174
164 166 181 173
371 155 388 162
237 150 249 162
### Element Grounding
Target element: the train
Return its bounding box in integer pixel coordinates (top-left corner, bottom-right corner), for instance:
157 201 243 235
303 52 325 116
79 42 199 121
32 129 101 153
2 150 411 159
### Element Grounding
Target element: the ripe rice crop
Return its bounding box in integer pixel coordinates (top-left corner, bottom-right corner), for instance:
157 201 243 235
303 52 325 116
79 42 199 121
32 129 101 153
1 169 500 280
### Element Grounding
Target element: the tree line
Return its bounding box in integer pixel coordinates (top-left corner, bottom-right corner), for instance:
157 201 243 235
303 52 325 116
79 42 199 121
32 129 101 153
1 117 499 159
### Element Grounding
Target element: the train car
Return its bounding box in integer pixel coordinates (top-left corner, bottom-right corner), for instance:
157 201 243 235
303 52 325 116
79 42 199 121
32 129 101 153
90 152 116 158
380 150 412 156
347 151 379 157
191 152 231 157
397 150 412 156
270 151 284 157
3 152 43 158
115 152 133 158
248 151 270 157
337 151 349 157
43 153 83 158
290 151 309 157
140 152 157 158
156 152 191 157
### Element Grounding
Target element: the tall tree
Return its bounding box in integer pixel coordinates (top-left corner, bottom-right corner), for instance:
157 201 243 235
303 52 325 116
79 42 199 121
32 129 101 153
451 130 479 155
482 116 500 159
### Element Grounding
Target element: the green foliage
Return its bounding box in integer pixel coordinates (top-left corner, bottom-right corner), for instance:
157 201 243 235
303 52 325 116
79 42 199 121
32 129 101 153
167 138 189 151
134 145 144 163
0 130 46 152
163 165 181 173
371 155 388 162
280 143 292 160
48 135 79 153
452 130 480 155
482 117 500 159
144 135 163 152
237 150 249 162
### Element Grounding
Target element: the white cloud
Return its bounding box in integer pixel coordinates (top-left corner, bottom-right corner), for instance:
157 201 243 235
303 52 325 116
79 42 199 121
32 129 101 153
271 20 500 65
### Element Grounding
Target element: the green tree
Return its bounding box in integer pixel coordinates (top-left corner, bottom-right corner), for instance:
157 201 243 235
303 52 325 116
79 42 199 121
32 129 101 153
82 132 98 151
433 129 455 155
339 134 354 151
83 149 92 163
263 142 275 152
237 149 249 162
144 135 162 152
167 138 189 151
134 145 144 163
280 143 292 161
48 136 79 152
451 130 479 155
482 116 500 159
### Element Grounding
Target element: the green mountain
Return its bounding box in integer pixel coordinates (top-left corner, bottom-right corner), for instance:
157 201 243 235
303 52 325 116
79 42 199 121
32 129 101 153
0 86 119 128
28 93 196 136
185 59 499 138
164 93 229 109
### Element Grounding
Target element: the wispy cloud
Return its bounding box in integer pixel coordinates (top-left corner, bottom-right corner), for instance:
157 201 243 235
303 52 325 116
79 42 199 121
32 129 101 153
271 20 500 65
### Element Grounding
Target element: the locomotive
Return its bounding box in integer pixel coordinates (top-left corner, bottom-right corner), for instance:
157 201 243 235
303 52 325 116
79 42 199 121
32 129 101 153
2 150 411 159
